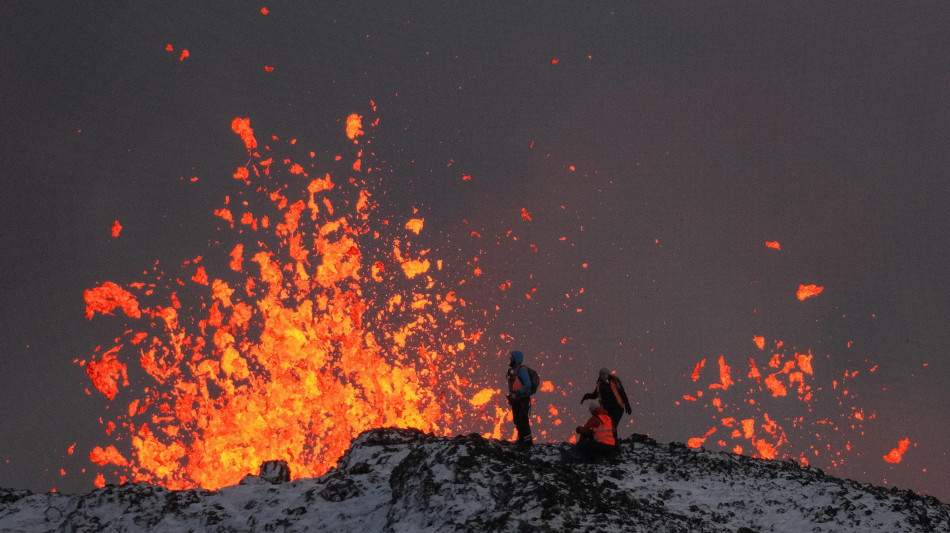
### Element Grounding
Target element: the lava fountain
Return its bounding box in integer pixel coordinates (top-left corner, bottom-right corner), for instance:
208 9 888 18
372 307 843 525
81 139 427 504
81 111 496 490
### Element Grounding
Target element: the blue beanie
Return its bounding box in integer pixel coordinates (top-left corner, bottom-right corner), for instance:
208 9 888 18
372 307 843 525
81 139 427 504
510 351 524 366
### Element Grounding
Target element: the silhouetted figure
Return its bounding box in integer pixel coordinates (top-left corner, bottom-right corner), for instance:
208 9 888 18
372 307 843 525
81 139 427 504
581 367 631 440
506 350 534 447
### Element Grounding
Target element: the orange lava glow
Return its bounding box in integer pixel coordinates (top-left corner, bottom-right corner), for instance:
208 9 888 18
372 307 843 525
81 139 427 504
683 337 873 466
691 359 705 382
84 282 142 320
81 113 497 490
883 437 911 463
708 355 733 390
230 117 257 151
765 241 781 250
345 113 364 141
85 347 128 401
405 218 424 234
469 388 496 407
90 445 128 467
688 427 716 448
796 284 824 301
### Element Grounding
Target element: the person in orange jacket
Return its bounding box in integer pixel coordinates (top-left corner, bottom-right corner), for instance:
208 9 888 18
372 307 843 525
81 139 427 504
574 400 617 460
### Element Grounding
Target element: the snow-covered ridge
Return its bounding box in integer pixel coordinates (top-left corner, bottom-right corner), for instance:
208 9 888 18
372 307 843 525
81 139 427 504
1 428 948 532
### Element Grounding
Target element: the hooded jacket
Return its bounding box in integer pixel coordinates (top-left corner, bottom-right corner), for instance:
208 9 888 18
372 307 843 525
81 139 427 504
507 351 532 399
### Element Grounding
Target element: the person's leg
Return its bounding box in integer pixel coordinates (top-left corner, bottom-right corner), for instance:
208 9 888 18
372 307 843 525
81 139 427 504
608 408 623 441
576 439 615 461
514 398 532 445
593 441 617 459
575 437 596 461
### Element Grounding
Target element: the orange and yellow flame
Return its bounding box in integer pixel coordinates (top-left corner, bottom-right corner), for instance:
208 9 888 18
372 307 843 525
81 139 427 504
81 113 500 490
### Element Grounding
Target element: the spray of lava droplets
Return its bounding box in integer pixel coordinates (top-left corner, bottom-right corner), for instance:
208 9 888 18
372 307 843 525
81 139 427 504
680 331 883 468
80 111 511 490
674 245 904 472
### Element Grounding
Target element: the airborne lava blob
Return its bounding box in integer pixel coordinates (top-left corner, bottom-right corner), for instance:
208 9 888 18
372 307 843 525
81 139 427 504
80 112 498 490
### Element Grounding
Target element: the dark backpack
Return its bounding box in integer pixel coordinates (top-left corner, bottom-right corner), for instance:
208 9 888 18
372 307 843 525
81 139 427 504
523 365 541 395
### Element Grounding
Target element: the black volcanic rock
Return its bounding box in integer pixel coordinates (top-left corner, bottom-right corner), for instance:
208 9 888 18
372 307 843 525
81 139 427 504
1 428 948 532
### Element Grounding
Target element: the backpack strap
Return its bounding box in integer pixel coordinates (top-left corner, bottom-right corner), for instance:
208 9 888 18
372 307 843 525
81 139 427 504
509 364 529 394
609 378 626 410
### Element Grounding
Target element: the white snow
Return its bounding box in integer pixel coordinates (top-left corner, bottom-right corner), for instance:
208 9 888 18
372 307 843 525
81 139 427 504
1 428 947 532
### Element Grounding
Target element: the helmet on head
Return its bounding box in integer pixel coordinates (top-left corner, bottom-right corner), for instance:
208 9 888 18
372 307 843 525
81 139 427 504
599 367 611 378
586 400 600 414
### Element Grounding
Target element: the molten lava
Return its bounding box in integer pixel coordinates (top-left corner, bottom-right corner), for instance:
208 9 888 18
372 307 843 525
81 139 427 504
796 284 824 301
81 113 497 490
883 437 911 464
683 335 876 469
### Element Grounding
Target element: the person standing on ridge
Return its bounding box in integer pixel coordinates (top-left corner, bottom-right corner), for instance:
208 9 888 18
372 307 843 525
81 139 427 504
581 367 631 440
507 350 534 448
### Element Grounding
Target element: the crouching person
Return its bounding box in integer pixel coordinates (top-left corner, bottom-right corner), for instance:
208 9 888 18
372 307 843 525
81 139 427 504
574 401 617 460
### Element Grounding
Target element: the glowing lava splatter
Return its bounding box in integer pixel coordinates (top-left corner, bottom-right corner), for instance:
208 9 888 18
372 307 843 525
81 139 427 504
884 437 911 464
81 112 497 490
796 284 824 301
681 335 878 468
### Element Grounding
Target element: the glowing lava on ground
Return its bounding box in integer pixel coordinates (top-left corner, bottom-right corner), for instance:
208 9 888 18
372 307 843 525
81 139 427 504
80 112 504 490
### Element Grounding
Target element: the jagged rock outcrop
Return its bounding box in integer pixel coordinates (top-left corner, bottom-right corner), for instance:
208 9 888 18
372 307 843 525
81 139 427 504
240 459 291 486
1 428 948 532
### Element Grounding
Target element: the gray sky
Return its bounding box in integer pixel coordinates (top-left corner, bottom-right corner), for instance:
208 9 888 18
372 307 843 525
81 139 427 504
2 2 949 500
